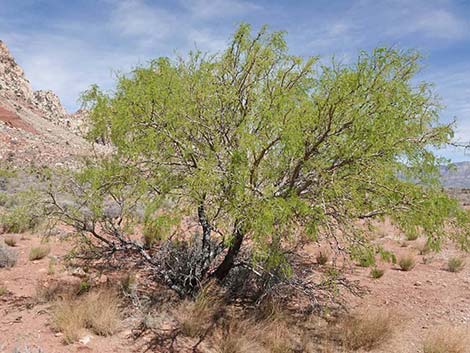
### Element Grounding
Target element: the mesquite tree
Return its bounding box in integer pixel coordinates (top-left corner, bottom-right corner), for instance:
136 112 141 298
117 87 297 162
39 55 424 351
58 24 468 295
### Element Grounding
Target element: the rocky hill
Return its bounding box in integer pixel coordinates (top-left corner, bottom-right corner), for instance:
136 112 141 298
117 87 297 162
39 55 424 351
0 40 90 167
441 161 470 188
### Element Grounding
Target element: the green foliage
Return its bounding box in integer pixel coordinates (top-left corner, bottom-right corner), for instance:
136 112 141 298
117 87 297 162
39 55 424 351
370 267 385 279
0 189 43 233
73 23 468 280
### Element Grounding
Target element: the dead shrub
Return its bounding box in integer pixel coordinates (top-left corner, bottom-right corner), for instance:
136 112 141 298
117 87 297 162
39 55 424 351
0 243 17 267
52 289 122 343
28 245 50 261
341 307 395 351
398 254 416 271
423 325 469 353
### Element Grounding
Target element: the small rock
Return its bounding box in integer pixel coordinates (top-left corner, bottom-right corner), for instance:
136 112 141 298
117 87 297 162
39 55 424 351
79 335 92 345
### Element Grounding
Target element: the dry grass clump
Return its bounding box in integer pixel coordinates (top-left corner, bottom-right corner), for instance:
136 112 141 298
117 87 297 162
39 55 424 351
52 289 122 343
316 251 329 266
213 317 296 353
0 285 7 296
174 284 224 338
0 243 17 267
53 299 85 343
28 245 50 261
423 325 469 353
4 236 17 247
213 319 267 353
341 308 395 351
398 254 416 271
447 257 465 273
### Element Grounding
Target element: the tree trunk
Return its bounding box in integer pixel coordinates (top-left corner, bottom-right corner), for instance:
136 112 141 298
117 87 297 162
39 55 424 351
211 223 244 281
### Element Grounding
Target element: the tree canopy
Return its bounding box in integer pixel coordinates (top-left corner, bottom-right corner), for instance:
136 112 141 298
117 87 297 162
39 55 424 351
70 24 469 295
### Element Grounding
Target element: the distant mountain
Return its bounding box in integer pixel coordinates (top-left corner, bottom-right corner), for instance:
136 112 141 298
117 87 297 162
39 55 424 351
441 161 470 189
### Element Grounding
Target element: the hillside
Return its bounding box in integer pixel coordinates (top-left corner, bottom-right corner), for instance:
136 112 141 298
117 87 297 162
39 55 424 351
0 40 90 167
441 161 470 188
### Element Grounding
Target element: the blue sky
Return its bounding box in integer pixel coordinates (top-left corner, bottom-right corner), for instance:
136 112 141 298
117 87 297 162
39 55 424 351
1 0 470 160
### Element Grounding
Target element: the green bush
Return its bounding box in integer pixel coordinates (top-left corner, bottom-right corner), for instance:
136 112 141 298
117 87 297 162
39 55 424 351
447 257 465 273
370 267 385 279
0 190 43 234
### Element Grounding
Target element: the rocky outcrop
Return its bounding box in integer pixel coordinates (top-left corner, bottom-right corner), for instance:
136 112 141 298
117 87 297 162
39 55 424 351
0 40 34 103
0 40 85 134
0 40 92 167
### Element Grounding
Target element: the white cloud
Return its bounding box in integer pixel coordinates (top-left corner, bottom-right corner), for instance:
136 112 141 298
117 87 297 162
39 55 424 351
181 0 261 19
388 8 468 40
109 0 178 43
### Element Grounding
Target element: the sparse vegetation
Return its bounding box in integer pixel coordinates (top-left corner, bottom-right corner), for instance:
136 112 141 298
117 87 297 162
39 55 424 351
28 245 50 261
423 325 469 353
447 257 465 273
0 243 17 267
341 308 395 351
370 267 385 279
52 289 121 343
399 254 416 271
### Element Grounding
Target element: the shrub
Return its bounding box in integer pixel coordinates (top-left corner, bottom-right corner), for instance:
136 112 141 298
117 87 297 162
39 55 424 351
28 245 50 261
0 285 7 296
447 257 465 273
55 23 468 302
370 267 385 279
4 236 17 247
423 325 469 353
316 251 329 266
0 201 41 233
0 243 17 267
341 308 395 351
53 289 121 343
398 254 416 271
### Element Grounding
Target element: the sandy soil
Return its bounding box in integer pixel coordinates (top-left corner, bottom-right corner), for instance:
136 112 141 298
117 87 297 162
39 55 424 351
0 226 469 353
